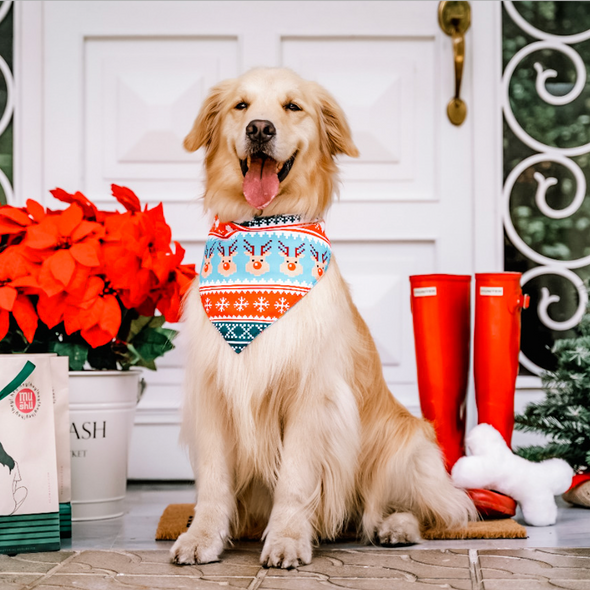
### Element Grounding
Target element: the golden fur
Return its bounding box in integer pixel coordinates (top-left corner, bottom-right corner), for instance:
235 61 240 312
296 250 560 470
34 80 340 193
171 67 475 569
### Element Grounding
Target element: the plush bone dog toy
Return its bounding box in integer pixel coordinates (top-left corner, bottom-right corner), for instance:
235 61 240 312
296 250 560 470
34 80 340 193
451 424 573 526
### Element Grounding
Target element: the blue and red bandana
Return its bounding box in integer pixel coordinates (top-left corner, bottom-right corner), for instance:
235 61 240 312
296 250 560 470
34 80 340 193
199 215 331 352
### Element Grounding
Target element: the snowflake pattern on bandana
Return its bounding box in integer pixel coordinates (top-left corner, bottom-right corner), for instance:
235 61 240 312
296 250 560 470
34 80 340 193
199 215 331 353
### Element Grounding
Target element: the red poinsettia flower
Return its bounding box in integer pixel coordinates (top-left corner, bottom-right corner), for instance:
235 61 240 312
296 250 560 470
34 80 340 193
69 276 122 348
0 205 32 236
111 184 141 213
155 243 197 322
0 248 39 342
26 199 47 223
1 185 197 368
129 203 172 281
24 203 104 297
50 188 101 221
156 264 196 322
36 291 69 332
37 274 122 348
36 269 96 330
102 203 173 308
102 242 154 311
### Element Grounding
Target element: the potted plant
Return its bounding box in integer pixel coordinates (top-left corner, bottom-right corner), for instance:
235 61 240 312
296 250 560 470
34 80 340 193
0 185 196 520
515 303 590 508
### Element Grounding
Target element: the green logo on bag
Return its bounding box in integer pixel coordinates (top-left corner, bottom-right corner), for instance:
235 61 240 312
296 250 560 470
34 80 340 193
10 383 41 419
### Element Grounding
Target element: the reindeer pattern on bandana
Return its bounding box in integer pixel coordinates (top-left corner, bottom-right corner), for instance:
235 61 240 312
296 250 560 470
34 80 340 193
199 215 332 353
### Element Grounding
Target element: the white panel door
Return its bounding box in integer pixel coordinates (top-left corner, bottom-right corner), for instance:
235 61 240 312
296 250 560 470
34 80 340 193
16 1 500 479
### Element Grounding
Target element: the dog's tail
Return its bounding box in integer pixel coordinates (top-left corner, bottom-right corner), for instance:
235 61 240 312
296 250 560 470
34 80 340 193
406 421 477 533
360 417 477 540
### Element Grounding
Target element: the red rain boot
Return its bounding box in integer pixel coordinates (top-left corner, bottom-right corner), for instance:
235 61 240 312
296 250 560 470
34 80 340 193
409 274 471 471
470 272 529 518
474 272 529 444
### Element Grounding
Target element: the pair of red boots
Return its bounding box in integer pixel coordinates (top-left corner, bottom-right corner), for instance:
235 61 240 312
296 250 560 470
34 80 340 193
410 273 529 518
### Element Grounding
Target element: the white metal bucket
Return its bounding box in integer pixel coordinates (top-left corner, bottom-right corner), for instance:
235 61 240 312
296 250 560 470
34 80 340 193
68 370 140 521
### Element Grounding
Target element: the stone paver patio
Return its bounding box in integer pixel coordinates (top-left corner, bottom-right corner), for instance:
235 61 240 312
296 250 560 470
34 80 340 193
3 486 589 589
2 546 590 590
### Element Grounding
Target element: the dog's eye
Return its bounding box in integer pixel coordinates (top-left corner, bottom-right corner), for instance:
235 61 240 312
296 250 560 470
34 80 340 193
235 102 248 110
285 102 302 112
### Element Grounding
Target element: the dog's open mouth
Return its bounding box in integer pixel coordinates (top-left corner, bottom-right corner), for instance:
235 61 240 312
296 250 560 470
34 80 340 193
240 152 297 209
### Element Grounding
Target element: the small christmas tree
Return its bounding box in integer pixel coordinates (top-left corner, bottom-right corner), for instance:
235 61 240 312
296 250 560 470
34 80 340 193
515 310 590 473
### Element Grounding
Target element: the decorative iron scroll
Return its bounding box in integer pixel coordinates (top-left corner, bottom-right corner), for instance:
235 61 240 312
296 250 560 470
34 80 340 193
503 1 590 375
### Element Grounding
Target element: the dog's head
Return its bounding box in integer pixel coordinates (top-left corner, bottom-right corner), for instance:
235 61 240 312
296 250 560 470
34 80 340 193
185 68 359 221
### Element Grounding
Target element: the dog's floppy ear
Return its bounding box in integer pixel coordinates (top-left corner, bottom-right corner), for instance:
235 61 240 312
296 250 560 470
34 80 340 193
184 80 233 152
312 83 359 158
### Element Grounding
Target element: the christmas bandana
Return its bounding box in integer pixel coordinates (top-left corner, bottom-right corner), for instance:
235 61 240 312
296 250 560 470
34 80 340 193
199 215 331 353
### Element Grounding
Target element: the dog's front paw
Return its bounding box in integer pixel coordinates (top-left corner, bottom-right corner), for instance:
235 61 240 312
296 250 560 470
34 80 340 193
261 534 312 569
170 531 224 565
377 512 422 546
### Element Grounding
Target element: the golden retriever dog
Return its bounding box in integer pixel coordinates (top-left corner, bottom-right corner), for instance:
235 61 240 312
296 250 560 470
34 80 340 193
171 67 475 568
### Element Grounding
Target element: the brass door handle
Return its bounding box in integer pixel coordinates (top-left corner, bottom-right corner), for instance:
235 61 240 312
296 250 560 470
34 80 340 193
438 1 471 126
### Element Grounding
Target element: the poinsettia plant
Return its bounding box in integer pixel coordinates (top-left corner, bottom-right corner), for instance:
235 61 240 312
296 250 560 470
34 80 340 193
0 185 197 370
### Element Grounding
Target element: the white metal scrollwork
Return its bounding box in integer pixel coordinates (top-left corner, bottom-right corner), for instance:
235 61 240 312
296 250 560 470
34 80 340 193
0 0 13 204
502 1 590 375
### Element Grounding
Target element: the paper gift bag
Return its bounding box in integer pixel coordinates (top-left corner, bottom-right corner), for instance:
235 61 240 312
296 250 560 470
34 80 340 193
1 353 72 539
0 357 61 554
50 356 72 538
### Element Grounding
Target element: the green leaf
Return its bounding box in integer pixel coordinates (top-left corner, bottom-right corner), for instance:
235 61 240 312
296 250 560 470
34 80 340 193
49 341 89 371
128 315 166 340
133 326 176 364
111 315 178 370
136 357 157 371
0 323 28 353
113 341 141 371
149 316 167 329
87 343 118 371
126 343 156 370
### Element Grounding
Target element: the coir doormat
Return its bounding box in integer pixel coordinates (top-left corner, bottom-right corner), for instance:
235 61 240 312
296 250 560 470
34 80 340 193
155 503 527 541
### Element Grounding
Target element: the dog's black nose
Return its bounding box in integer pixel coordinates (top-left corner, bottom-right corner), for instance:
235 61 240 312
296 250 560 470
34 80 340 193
246 119 276 143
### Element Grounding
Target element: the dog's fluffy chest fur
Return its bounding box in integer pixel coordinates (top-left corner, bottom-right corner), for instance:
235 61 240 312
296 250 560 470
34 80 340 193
185 259 362 486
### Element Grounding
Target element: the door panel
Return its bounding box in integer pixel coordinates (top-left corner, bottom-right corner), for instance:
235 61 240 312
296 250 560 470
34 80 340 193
283 37 435 201
85 37 239 201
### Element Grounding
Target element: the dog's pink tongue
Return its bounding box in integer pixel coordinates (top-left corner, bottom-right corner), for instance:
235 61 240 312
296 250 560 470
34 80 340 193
243 156 279 209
